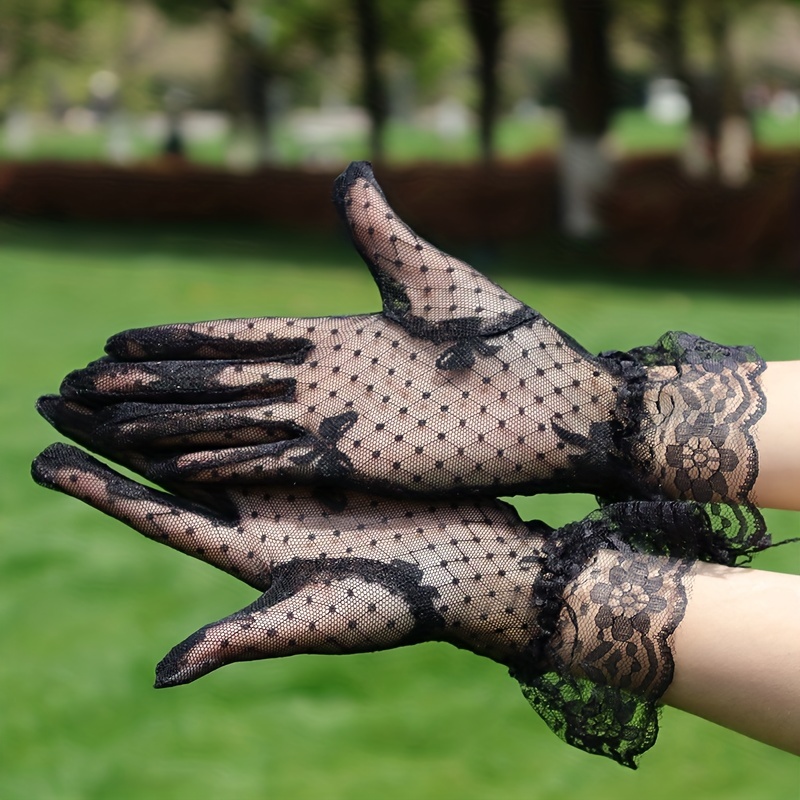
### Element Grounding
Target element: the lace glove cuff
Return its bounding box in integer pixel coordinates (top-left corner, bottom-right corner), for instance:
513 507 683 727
523 543 692 769
591 332 768 564
517 498 766 768
610 331 766 506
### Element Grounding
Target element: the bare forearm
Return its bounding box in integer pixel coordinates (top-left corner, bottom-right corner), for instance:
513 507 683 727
653 359 800 750
753 361 800 511
662 562 800 753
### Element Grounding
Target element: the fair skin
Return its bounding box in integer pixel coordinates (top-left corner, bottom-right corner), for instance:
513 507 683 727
663 562 800 754
752 360 800 510
660 360 800 754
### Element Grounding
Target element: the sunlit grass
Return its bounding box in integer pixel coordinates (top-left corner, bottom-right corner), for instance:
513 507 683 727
1 221 798 799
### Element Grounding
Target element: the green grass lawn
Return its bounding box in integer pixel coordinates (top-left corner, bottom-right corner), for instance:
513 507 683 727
1 220 798 799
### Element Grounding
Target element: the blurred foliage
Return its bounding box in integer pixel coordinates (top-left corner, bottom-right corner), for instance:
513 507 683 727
0 0 98 98
145 0 476 109
1 0 797 118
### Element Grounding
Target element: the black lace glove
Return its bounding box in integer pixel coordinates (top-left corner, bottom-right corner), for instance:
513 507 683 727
56 162 766 513
39 390 771 566
33 440 717 768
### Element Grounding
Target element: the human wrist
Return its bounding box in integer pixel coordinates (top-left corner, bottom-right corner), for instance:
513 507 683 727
552 547 694 698
512 508 699 767
752 361 800 510
621 332 766 505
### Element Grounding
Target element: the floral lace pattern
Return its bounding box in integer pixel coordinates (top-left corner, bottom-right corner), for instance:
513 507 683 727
34 438 712 768
30 163 777 771
518 535 693 769
626 332 766 505
559 551 692 699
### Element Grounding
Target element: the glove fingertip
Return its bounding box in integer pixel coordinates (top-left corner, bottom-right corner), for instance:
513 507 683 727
332 160 376 207
31 442 88 489
104 330 141 359
35 394 61 425
154 627 218 689
59 365 99 399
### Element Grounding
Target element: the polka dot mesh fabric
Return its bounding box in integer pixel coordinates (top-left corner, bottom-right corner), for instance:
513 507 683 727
54 163 767 544
31 162 775 768
34 442 729 767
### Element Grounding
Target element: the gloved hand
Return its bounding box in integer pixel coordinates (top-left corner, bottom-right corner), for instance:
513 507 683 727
55 162 766 511
38 391 771 566
32 439 708 768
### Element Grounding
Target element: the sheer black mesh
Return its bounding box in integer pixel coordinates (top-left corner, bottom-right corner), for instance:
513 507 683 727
30 161 780 769
53 164 767 554
33 440 772 768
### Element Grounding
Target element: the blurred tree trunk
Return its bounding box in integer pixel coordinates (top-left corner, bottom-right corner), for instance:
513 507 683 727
559 0 614 237
657 0 751 184
659 0 687 79
352 0 388 162
655 0 711 177
462 0 504 163
217 0 277 164
706 1 751 185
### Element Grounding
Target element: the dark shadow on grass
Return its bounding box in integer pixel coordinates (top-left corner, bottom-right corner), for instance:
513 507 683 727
1 218 797 301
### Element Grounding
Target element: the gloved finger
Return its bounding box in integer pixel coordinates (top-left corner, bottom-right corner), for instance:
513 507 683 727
104 311 382 364
36 395 263 515
37 394 151 473
37 394 356 489
132 437 344 485
60 358 296 405
155 564 427 687
39 394 302 452
332 161 531 336
106 319 315 362
31 443 271 589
